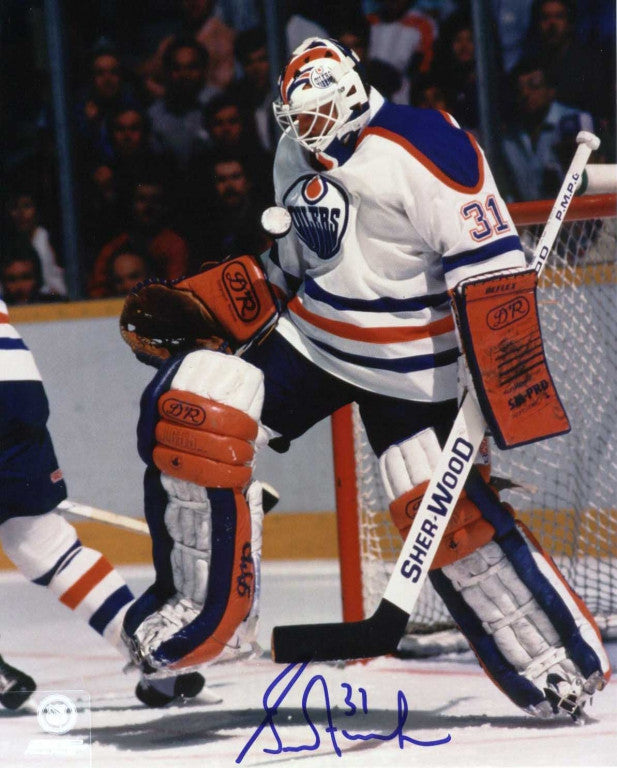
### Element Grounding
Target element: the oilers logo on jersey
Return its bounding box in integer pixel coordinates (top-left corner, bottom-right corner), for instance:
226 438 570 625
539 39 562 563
284 175 349 260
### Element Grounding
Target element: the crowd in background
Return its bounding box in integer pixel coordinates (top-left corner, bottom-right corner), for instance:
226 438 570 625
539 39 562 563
1 0 615 303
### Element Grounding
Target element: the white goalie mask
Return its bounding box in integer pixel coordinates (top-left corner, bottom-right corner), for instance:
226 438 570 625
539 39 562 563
273 37 371 163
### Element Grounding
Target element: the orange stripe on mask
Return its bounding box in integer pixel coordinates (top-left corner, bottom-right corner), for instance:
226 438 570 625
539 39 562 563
288 296 455 343
281 47 341 102
60 556 113 609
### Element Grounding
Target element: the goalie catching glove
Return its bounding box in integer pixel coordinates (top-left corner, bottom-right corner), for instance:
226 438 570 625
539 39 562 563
120 255 279 366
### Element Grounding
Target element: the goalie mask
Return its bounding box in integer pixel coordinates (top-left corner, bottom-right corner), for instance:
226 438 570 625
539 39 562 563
273 37 370 167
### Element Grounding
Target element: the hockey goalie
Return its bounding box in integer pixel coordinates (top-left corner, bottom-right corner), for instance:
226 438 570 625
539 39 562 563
119 36 610 720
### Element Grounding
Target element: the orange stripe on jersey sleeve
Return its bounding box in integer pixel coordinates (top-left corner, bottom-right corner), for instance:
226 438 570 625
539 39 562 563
0 313 10 324
289 296 455 343
59 556 113 609
357 124 485 194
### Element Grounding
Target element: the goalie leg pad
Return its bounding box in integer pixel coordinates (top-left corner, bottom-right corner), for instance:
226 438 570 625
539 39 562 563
124 349 265 672
380 429 501 568
430 519 610 718
139 349 264 488
123 473 260 672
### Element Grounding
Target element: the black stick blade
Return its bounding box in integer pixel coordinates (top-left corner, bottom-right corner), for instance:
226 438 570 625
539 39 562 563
271 599 409 663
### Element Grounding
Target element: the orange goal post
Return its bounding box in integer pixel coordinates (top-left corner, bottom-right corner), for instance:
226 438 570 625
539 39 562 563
332 193 617 648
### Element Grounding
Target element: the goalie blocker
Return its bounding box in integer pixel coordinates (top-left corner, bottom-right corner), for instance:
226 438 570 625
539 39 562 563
452 267 570 449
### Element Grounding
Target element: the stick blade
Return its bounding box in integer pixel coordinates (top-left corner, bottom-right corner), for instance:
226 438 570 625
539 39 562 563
271 599 409 663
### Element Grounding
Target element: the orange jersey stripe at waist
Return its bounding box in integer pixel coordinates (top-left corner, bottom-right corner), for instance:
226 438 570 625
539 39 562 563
288 296 455 343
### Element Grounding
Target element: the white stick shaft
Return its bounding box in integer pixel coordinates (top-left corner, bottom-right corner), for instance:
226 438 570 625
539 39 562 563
58 499 150 535
384 392 485 612
382 130 600 617
533 131 601 276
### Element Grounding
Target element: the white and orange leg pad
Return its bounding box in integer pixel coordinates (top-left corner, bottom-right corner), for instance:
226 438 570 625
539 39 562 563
0 512 134 657
380 429 611 718
122 350 266 676
380 428 495 569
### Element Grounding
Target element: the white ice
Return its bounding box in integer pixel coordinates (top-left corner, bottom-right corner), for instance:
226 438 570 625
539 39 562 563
1 561 615 768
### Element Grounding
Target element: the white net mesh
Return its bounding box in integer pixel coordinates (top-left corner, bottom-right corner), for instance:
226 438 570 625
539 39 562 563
348 207 617 640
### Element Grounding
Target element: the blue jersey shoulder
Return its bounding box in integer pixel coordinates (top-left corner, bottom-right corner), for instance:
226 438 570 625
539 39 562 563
366 102 482 190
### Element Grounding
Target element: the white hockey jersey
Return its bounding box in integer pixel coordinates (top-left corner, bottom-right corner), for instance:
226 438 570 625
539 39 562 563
0 299 43 387
264 89 525 403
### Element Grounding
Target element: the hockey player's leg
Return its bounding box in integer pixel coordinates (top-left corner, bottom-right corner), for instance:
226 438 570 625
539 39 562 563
380 428 610 719
0 511 134 656
122 349 265 683
0 413 134 659
0 654 36 710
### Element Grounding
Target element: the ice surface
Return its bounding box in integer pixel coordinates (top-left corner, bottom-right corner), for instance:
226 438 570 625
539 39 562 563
1 561 615 768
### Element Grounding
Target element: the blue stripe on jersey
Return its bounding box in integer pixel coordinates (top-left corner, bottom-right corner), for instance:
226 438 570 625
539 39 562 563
442 235 522 274
267 242 303 294
89 585 134 635
369 103 481 189
0 338 28 351
304 275 449 313
310 337 459 372
32 540 82 586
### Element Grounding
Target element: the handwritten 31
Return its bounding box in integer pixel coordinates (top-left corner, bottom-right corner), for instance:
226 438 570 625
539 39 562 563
236 662 452 763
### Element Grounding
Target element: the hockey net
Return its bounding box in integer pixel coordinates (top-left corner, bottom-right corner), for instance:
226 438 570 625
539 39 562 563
333 193 617 651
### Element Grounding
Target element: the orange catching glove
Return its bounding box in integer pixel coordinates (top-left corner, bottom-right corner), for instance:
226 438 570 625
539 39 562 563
120 255 279 366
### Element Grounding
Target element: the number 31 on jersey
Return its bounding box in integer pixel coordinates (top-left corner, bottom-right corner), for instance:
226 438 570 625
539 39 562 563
461 195 510 241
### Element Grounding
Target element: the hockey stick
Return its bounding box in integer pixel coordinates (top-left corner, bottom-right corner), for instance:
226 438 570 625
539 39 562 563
58 499 150 534
271 130 601 663
58 482 281 536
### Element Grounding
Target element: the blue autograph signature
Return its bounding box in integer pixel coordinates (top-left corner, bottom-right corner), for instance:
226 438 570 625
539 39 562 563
236 662 451 763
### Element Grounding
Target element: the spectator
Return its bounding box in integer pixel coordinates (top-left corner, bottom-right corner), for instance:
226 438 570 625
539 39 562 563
202 92 273 187
189 150 271 264
0 240 65 306
179 91 273 241
367 0 438 103
107 246 159 296
501 57 594 201
100 107 175 202
490 0 535 73
409 72 450 110
74 46 139 161
520 0 614 130
79 163 124 273
140 0 236 99
284 1 364 53
147 37 217 172
285 2 329 53
6 189 67 298
87 172 190 297
430 10 482 131
229 27 277 152
331 16 371 63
